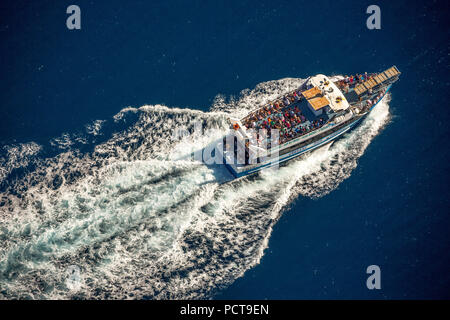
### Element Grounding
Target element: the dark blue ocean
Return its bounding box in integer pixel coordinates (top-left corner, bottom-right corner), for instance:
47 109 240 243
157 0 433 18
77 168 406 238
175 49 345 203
0 0 449 299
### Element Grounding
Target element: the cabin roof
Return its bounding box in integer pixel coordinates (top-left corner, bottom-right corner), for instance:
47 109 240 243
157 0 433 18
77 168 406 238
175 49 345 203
302 87 321 99
308 96 329 110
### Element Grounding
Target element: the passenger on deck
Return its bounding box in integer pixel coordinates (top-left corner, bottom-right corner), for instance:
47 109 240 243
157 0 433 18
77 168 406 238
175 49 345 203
243 86 317 134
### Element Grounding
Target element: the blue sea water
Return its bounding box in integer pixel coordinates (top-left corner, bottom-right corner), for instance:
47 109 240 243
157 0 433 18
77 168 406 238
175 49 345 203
0 0 449 299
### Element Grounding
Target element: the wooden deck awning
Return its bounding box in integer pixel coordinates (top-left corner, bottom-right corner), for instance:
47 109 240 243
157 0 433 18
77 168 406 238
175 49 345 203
302 87 321 99
383 66 400 79
363 81 373 89
354 84 365 95
353 66 401 96
374 74 383 83
308 96 329 110
368 79 378 87
378 73 387 82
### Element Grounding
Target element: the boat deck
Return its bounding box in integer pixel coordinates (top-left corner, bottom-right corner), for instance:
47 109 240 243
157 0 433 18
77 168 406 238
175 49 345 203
241 90 331 145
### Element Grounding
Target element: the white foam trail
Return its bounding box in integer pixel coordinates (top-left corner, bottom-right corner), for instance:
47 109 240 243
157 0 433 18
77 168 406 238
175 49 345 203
0 142 42 184
0 78 392 299
85 120 106 136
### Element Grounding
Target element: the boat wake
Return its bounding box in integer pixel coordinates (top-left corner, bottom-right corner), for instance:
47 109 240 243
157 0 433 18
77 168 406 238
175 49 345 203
0 77 391 299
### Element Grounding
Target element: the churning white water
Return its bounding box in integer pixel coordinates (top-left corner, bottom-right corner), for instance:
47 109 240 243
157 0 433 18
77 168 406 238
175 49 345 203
0 78 391 299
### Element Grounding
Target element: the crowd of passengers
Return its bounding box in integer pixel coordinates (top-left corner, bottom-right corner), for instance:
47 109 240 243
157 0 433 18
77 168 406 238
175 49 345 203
242 89 327 145
238 73 382 146
336 72 377 92
278 117 326 144
243 90 304 131
365 86 387 108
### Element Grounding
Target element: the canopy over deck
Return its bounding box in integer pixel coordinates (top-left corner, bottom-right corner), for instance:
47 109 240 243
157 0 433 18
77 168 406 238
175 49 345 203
354 66 401 96
308 96 329 110
302 87 321 99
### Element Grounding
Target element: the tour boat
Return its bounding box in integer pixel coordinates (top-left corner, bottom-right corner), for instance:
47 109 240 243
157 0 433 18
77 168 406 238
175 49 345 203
215 66 401 178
